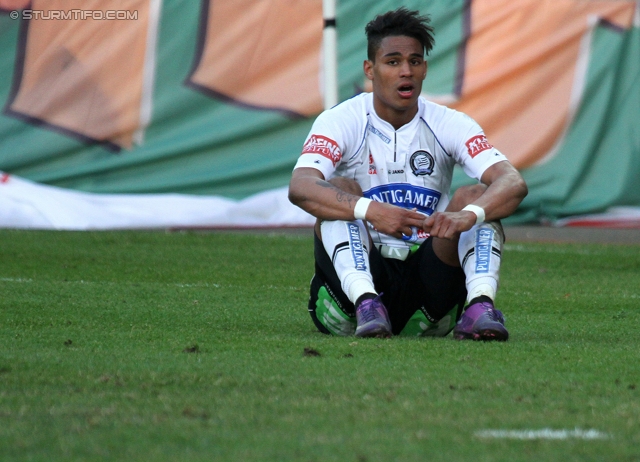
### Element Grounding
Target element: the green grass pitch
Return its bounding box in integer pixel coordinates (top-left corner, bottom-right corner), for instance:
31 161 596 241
0 229 638 461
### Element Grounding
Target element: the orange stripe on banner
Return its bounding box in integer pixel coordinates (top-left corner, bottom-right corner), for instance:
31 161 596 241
0 0 30 9
7 0 150 150
188 0 323 118
448 0 635 169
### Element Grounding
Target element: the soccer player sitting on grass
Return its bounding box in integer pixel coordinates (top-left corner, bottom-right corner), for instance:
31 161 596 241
288 8 528 340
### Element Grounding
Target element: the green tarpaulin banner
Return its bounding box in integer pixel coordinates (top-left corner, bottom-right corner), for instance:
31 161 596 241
0 0 638 228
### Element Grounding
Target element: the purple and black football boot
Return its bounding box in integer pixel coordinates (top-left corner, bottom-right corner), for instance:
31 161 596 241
453 299 508 341
355 295 392 338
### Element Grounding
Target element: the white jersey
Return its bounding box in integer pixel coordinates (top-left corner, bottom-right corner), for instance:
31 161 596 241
294 92 507 250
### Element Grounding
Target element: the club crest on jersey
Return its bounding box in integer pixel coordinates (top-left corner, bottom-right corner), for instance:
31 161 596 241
365 183 441 216
368 152 377 174
302 135 342 166
465 135 493 158
409 150 435 176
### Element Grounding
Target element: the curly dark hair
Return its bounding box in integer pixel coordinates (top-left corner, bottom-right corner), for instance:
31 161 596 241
365 7 435 61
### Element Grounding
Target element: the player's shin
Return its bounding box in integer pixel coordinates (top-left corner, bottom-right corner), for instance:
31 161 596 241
320 219 376 304
458 221 505 302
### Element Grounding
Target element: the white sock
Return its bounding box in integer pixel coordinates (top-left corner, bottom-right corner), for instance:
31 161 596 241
458 222 504 303
321 219 376 304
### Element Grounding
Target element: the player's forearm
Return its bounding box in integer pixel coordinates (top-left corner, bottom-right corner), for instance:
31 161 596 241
288 176 362 221
475 171 528 221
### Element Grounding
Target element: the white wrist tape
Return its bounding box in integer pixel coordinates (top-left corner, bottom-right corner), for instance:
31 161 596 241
353 197 372 220
462 204 486 224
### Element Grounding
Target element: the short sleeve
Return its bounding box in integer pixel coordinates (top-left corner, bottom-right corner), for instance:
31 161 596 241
293 96 366 179
437 109 508 181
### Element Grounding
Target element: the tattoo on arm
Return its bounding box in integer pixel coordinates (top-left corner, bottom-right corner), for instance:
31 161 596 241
315 179 358 208
336 190 358 208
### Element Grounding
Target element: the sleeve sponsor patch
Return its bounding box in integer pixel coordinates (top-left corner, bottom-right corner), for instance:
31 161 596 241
301 135 342 166
465 134 493 158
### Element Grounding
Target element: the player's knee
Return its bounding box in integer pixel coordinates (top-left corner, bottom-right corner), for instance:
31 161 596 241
328 177 363 196
446 184 487 212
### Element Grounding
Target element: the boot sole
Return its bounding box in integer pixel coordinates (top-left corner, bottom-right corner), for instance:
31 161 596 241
355 323 392 338
453 328 509 341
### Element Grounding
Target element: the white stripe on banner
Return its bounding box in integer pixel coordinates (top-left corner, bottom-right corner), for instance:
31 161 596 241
2 171 639 231
133 0 163 146
475 428 611 440
0 172 315 230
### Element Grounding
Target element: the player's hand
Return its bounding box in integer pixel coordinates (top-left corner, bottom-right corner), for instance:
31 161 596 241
422 210 476 240
365 201 425 239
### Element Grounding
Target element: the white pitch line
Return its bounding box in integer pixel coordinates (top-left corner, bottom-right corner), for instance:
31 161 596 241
503 244 610 256
475 428 611 440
